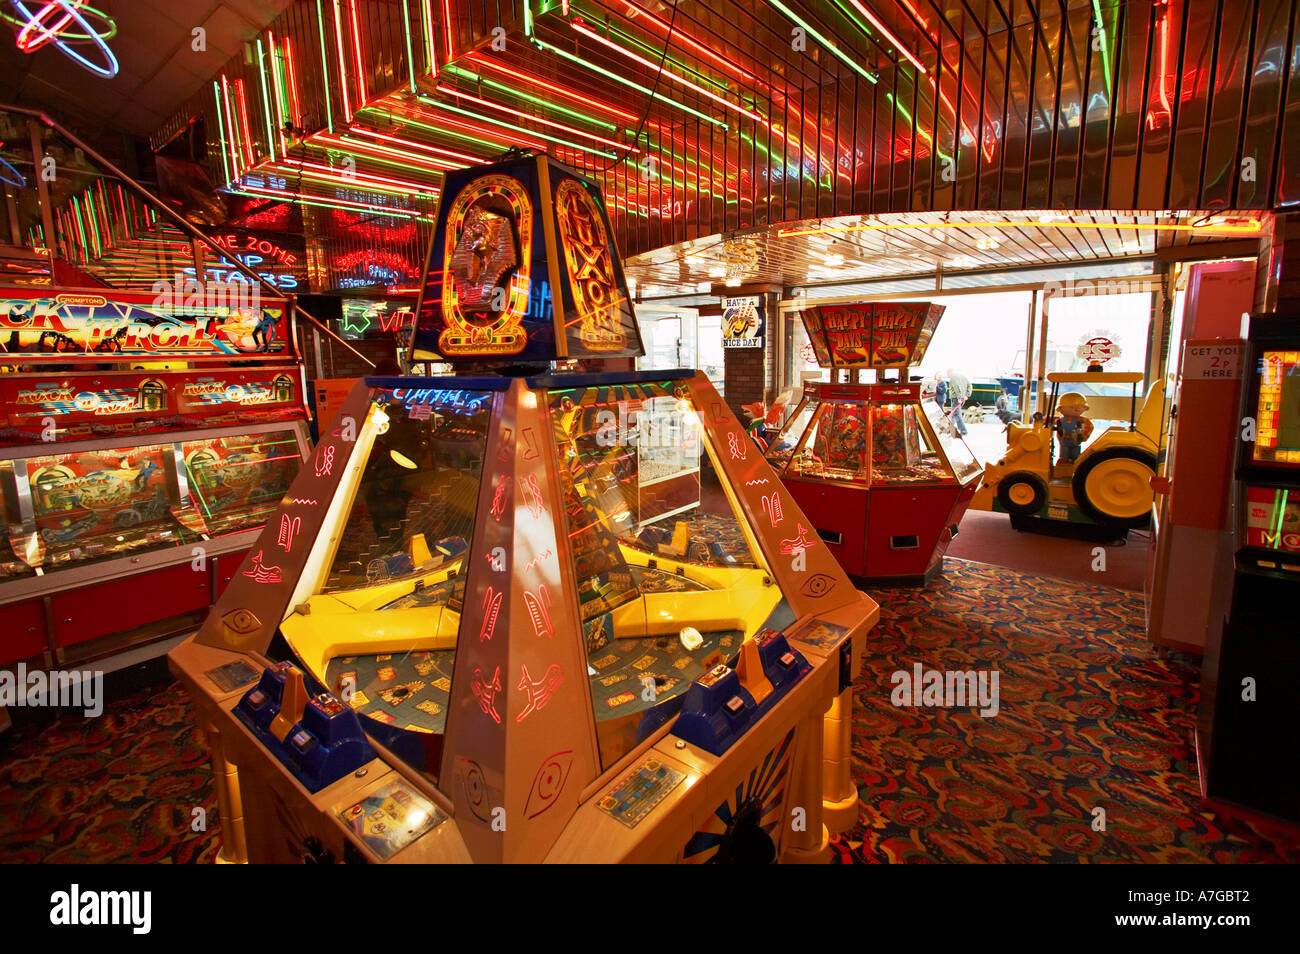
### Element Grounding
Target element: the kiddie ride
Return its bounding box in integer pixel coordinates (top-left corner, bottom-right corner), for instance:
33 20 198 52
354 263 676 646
970 370 1168 539
168 156 880 864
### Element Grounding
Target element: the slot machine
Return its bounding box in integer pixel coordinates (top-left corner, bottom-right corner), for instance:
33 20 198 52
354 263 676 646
1198 313 1300 819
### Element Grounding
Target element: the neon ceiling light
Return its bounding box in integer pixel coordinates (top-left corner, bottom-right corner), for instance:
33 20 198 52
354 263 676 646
7 0 119 78
315 0 334 132
620 0 762 88
1091 0 1115 95
331 0 352 120
231 182 428 218
1146 0 1173 130
255 38 277 160
410 100 560 152
331 127 480 164
569 18 764 123
234 78 257 168
433 84 639 152
219 76 243 177
269 158 440 196
464 53 646 125
265 33 286 157
762 0 876 84
370 115 523 158
211 84 232 184
844 0 927 74
777 218 1266 238
348 0 368 106
422 0 435 74
443 65 619 131
401 0 416 92
534 39 728 129
594 17 734 97
283 36 302 124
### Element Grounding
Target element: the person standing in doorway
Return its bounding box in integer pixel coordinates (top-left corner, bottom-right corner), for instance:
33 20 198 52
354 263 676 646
946 367 971 436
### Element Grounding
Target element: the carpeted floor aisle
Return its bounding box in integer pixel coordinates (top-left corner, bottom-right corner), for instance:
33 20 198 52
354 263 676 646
0 681 219 864
1 558 1295 863
830 559 1299 863
946 510 1152 592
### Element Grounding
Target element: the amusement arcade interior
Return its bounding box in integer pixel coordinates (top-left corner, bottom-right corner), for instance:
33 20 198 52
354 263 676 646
0 0 1297 878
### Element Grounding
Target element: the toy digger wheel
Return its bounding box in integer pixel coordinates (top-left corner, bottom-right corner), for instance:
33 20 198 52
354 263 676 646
1072 448 1158 528
996 471 1048 516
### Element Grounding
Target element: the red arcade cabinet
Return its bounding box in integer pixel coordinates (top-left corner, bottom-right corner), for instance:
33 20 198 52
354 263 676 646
766 302 983 584
0 285 312 666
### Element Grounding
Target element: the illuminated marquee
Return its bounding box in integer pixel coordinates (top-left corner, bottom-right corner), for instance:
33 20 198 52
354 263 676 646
411 156 643 364
799 301 945 369
0 291 289 358
440 174 533 356
555 179 625 353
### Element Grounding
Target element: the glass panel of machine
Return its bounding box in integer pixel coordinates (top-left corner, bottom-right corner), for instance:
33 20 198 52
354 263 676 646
181 431 302 537
283 389 492 751
782 403 857 483
921 398 983 482
547 379 788 769
871 404 952 485
0 462 35 580
1252 350 1300 466
766 398 819 472
24 442 191 571
809 402 872 483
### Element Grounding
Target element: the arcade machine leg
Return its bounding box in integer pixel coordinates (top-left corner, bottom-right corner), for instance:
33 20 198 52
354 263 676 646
821 688 859 832
199 717 248 864
779 710 831 864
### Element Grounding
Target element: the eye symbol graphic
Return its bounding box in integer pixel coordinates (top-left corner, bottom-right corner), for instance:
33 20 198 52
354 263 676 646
462 760 491 822
801 573 835 598
222 607 262 634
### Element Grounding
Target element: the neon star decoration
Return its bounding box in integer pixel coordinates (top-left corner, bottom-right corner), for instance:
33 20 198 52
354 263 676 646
6 1 119 78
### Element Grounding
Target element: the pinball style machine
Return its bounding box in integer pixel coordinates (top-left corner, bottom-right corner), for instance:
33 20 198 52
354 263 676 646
765 301 982 584
1198 313 1300 819
168 155 880 864
0 285 311 667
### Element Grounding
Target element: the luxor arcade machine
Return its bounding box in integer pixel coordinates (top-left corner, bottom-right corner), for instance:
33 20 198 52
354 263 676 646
765 301 982 584
168 155 880 863
1198 313 1300 819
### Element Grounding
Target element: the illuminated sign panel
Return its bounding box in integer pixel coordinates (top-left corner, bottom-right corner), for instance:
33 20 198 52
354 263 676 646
798 301 944 369
0 288 291 360
412 156 642 363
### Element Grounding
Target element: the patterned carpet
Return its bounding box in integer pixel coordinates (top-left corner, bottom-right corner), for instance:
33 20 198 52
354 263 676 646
0 681 219 864
830 558 1300 863
0 558 1296 863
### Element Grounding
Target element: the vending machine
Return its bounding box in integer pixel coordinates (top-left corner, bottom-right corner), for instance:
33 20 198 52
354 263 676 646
1198 313 1300 819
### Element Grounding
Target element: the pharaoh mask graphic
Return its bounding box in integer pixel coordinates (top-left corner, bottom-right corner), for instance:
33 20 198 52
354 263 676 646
450 206 518 312
439 175 533 356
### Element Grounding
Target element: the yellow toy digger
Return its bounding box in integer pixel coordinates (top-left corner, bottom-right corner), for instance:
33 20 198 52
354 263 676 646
970 370 1168 538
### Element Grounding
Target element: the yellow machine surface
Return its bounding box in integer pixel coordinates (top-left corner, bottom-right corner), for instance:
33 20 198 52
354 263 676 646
169 373 879 863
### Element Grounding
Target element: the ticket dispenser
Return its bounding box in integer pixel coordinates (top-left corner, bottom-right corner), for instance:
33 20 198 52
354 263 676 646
1146 338 1245 653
